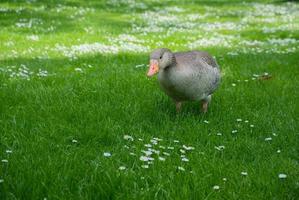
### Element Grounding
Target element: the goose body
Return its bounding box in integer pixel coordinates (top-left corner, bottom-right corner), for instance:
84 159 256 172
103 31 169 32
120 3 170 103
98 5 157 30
147 48 221 112
158 51 220 101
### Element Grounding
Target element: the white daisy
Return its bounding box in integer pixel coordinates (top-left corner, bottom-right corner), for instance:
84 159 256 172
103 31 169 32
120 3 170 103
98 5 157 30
215 146 225 151
182 157 189 162
74 67 83 72
213 185 220 190
123 135 134 141
148 157 155 161
265 137 272 141
150 139 158 145
141 165 149 169
139 156 151 161
118 166 126 170
163 152 170 156
278 173 287 179
142 150 153 156
103 152 111 157
180 149 186 154
158 157 166 161
182 145 195 150
5 150 12 154
177 166 185 171
153 137 163 141
152 149 160 155
241 171 248 176
26 35 39 41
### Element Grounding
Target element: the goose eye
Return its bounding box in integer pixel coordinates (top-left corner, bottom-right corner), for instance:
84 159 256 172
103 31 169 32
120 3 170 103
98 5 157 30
160 55 162 59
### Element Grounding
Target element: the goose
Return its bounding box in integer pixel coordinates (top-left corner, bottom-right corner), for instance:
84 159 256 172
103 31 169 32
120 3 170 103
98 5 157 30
147 48 221 113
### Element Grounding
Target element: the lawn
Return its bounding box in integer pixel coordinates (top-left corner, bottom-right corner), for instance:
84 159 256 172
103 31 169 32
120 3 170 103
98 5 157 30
0 0 299 199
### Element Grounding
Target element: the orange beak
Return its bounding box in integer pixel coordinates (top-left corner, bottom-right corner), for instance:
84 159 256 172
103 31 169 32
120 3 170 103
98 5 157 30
147 60 159 77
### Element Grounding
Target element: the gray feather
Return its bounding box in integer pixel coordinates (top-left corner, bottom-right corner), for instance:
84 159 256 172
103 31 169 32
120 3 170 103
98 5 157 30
155 50 221 102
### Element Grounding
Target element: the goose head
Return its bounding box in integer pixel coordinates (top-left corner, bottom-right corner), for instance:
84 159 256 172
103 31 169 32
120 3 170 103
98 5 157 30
147 48 175 77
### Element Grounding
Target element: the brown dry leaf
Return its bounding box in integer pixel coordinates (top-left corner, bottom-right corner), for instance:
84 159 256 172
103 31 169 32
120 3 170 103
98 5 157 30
259 74 273 80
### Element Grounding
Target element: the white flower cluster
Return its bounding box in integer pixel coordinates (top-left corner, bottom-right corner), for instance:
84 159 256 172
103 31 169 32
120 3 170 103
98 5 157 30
0 65 49 80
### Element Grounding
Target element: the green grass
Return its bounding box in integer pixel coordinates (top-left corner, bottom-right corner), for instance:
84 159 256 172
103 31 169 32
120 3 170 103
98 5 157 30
0 0 299 199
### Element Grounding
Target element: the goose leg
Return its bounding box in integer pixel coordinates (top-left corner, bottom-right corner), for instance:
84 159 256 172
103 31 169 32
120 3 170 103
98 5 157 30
201 101 208 113
201 95 211 113
175 101 182 113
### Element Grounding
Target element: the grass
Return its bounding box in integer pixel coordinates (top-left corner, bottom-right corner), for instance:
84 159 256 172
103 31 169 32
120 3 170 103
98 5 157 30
0 0 299 199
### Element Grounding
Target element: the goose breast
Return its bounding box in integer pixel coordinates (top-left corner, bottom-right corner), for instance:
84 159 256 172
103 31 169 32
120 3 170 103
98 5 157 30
158 51 220 101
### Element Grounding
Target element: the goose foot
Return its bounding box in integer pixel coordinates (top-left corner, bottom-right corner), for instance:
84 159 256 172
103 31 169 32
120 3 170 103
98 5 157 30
175 102 182 113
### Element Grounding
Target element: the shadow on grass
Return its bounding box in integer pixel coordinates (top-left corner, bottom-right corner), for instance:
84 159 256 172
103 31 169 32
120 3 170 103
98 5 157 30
0 0 132 34
0 50 223 114
0 50 298 135
0 53 221 142
0 53 166 130
0 8 75 33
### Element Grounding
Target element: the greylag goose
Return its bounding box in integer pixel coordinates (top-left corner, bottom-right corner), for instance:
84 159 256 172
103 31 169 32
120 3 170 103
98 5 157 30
147 48 221 113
